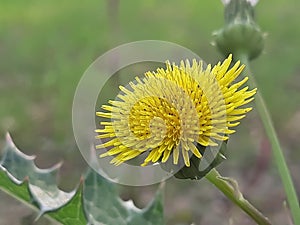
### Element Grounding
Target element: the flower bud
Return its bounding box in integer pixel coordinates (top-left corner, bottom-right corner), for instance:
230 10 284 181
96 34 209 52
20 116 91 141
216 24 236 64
214 0 264 60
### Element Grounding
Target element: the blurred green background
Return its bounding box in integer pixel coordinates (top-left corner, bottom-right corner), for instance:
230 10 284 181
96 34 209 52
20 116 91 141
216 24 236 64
0 0 299 224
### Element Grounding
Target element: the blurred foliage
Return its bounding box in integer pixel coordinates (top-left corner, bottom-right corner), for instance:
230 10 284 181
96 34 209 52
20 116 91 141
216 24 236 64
0 0 299 224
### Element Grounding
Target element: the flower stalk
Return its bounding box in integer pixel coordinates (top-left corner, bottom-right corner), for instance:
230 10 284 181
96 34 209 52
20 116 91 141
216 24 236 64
206 168 272 225
236 53 300 225
215 0 300 223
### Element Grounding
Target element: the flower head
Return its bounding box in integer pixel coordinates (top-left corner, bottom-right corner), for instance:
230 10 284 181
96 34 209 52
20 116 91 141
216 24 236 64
96 55 256 167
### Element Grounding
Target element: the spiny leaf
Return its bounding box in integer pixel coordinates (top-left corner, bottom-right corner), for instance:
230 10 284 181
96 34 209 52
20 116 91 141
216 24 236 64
0 133 78 216
0 169 31 204
48 181 86 225
0 134 165 225
137 184 164 225
83 169 165 225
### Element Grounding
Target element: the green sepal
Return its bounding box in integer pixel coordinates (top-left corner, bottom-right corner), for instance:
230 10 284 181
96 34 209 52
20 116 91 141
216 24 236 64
174 141 227 180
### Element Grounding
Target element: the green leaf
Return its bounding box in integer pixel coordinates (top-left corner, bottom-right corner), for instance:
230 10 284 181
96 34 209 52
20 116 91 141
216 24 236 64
0 169 31 204
0 134 165 225
0 134 77 216
83 169 165 225
48 182 86 225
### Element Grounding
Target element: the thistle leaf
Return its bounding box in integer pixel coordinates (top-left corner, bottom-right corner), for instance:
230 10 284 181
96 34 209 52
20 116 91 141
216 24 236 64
0 134 165 225
0 134 76 215
48 182 86 225
83 169 164 225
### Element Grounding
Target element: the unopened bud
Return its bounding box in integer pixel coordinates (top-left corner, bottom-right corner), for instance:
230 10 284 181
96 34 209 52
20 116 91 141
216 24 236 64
214 0 264 60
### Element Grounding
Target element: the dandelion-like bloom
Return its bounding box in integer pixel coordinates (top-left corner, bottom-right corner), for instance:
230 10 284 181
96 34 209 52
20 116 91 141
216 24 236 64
96 55 256 167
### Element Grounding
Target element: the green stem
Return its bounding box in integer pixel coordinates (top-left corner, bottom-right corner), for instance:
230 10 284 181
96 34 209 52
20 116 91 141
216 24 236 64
206 168 272 225
236 53 300 225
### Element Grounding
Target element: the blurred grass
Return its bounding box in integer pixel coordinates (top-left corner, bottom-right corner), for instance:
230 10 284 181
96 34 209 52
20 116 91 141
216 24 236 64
0 0 299 224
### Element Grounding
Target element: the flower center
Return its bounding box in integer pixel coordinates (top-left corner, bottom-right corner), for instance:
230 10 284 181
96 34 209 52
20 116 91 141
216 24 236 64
129 96 181 150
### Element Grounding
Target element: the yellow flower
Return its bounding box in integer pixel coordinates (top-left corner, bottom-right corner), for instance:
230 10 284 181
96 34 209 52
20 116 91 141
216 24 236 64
95 54 256 167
